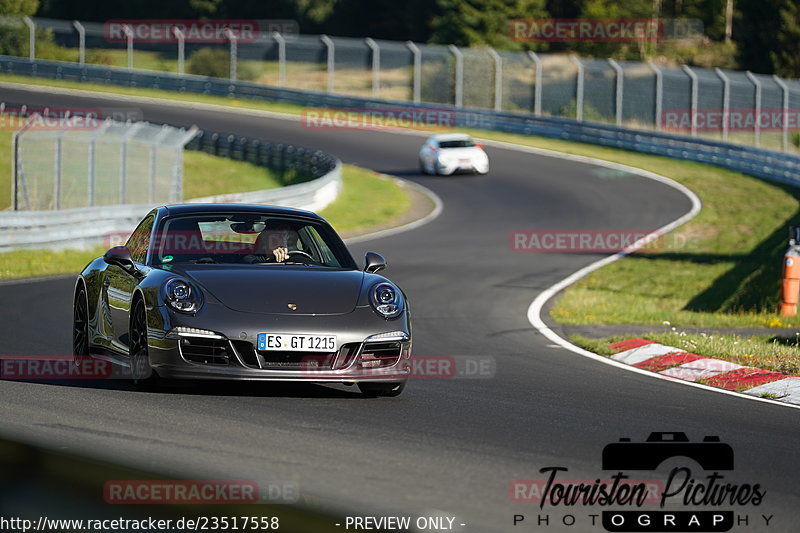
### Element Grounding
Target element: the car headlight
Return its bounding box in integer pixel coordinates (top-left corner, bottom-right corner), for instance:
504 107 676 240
437 154 451 164
369 282 404 319
164 278 203 314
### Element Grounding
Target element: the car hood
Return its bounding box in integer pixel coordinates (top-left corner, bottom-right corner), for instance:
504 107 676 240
175 266 365 315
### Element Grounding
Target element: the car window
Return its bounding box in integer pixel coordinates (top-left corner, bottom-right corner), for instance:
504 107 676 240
439 139 475 148
126 215 155 264
156 214 355 268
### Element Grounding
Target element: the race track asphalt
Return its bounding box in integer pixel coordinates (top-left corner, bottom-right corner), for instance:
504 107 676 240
0 85 797 532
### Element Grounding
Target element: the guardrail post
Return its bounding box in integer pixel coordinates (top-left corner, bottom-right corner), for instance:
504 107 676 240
22 16 35 60
714 68 731 142
72 21 85 65
365 38 381 98
570 55 584 121
173 27 185 76
225 28 238 81
608 58 624 126
272 32 286 87
746 71 762 147
648 61 663 131
773 75 790 152
488 48 503 111
528 51 543 116
121 24 134 70
406 41 421 103
682 65 698 137
320 35 335 93
448 44 463 108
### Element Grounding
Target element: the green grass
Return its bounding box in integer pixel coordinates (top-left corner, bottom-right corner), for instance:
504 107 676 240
3 74 800 329
570 332 800 377
0 163 409 280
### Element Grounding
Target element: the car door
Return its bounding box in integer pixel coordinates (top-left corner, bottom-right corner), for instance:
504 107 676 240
107 215 154 354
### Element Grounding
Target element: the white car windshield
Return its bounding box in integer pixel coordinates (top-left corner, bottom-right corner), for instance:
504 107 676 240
439 139 476 148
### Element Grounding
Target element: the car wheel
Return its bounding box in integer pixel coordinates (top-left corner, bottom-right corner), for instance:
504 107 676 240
358 381 406 397
129 298 158 390
419 157 428 175
72 286 90 367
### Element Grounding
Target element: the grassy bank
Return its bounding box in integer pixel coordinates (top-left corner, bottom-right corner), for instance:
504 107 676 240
571 332 800 377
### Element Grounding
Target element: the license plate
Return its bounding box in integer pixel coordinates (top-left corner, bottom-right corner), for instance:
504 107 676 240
257 333 337 352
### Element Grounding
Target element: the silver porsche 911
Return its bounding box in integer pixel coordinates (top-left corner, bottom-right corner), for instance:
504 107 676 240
72 204 411 397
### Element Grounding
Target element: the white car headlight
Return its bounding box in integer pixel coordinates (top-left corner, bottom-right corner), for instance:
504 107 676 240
164 278 203 314
369 282 404 319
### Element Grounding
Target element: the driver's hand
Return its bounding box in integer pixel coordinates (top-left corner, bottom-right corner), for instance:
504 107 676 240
272 247 289 262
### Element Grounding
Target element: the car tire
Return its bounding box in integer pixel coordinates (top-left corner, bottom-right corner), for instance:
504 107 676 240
73 286 90 367
419 157 429 175
358 381 406 397
129 298 158 390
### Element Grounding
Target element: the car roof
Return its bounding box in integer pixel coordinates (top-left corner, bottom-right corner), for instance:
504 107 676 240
159 203 325 221
429 133 473 142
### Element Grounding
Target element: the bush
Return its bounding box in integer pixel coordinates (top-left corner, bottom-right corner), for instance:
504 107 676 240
187 47 257 81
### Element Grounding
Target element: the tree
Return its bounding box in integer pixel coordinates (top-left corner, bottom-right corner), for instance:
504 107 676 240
429 0 549 49
772 0 800 77
0 0 39 58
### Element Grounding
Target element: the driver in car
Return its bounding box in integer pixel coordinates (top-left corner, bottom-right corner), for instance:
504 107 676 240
253 222 300 263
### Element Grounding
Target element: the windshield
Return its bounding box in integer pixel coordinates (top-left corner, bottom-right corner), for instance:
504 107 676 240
439 139 476 148
154 213 356 268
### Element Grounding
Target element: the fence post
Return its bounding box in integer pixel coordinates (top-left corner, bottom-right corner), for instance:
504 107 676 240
746 71 762 147
121 24 134 70
320 35 335 93
11 114 36 211
682 65 699 137
648 61 663 131
72 21 85 65
570 55 584 121
22 16 35 60
365 38 381 98
714 68 731 142
173 27 185 76
488 48 502 111
406 41 421 103
54 131 63 210
119 122 145 204
272 32 286 87
225 28 238 81
608 58 624 126
149 125 172 203
448 45 463 108
773 75 790 152
528 51 542 116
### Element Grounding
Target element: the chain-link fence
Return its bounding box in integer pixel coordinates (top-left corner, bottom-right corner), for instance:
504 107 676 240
12 114 197 210
8 16 800 153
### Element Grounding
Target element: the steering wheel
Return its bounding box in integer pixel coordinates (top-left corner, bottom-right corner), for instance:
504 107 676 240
288 250 315 261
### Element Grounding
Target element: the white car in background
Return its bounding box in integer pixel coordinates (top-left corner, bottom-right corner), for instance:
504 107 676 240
418 134 489 175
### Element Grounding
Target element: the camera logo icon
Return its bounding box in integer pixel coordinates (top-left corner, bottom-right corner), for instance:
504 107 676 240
602 432 734 471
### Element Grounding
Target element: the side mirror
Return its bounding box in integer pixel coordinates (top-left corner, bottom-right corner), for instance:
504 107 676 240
364 252 387 273
104 246 134 270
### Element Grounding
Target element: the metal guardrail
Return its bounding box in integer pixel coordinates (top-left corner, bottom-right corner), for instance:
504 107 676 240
3 55 799 187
